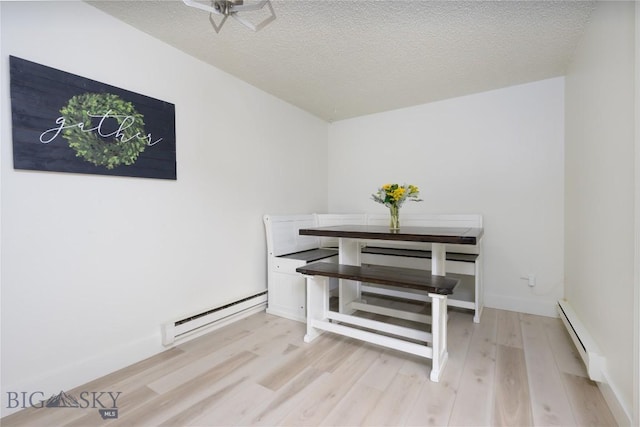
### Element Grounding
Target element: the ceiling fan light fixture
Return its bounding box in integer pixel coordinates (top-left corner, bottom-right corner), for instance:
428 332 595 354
208 11 227 33
183 0 276 34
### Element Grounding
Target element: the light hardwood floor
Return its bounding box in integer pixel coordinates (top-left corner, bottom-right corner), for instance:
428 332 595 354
2 306 617 426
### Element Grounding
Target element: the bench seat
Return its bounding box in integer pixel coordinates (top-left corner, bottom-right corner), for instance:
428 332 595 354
279 248 338 263
361 246 478 263
297 261 454 382
296 262 458 295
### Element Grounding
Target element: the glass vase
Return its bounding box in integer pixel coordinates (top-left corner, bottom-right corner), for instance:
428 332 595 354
389 205 400 230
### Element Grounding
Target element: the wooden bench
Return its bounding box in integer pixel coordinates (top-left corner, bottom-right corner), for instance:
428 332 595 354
360 245 483 322
297 262 458 294
263 214 365 322
279 248 339 263
263 215 339 321
296 261 458 382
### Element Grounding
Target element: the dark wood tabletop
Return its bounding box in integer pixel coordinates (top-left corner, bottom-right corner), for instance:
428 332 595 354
299 224 483 245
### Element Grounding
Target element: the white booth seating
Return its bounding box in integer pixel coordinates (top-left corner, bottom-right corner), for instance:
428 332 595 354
263 213 484 323
263 215 337 322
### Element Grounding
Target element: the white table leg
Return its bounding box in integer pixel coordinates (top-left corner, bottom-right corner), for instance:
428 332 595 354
338 237 361 313
430 244 449 381
432 242 446 276
429 293 449 382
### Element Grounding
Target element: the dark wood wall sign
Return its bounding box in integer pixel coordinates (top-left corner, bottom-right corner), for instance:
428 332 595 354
9 56 177 180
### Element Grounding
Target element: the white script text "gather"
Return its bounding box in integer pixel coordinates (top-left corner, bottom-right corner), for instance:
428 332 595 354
39 110 163 146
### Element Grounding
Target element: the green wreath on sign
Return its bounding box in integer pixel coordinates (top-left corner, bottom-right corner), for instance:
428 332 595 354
60 93 146 169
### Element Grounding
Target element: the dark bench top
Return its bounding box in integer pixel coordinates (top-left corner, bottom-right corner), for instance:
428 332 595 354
361 246 478 263
296 262 458 295
278 248 338 262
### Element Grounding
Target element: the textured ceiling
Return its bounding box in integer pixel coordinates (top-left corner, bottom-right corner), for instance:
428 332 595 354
88 0 594 122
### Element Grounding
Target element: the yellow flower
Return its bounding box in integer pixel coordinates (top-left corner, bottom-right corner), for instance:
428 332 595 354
371 183 422 208
392 187 405 201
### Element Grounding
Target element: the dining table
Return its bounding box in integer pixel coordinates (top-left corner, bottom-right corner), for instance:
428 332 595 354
297 223 484 381
300 224 483 309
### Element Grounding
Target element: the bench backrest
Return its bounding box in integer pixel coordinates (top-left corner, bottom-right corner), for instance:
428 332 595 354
263 214 320 257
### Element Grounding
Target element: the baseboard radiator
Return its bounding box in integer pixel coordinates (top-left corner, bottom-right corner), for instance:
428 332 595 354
557 299 605 382
162 291 267 346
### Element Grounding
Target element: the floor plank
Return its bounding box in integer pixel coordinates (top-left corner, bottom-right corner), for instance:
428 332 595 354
1 308 618 427
319 382 383 426
492 344 533 426
403 310 475 427
562 373 617 426
361 372 423 426
277 342 382 426
496 309 523 349
257 333 344 392
520 313 577 426
543 316 589 378
447 307 498 426
248 367 327 426
109 351 259 427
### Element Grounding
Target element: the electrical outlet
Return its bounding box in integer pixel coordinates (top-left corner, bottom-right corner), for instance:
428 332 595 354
520 274 536 287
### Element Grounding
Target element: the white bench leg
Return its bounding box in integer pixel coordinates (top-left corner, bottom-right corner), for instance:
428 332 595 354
428 293 449 382
304 275 328 343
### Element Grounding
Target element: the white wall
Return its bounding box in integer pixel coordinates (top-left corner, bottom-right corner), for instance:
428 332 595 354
328 78 565 318
3 0 634 422
635 4 640 424
564 1 636 423
0 1 328 414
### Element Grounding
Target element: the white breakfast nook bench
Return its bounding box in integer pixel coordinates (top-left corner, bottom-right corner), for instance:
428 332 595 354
263 213 484 322
263 213 484 382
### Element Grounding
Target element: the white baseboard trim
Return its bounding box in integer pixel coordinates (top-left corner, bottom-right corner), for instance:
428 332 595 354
484 293 558 317
598 367 633 426
265 307 305 323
